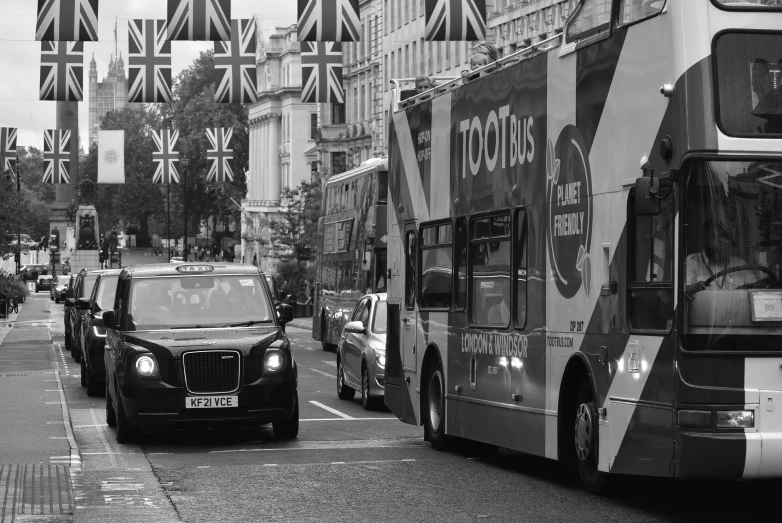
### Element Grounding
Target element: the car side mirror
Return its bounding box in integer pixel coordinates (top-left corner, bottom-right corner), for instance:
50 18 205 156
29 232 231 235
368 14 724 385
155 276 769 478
277 304 294 325
75 298 90 311
344 320 366 334
64 298 75 308
102 310 116 330
635 176 661 216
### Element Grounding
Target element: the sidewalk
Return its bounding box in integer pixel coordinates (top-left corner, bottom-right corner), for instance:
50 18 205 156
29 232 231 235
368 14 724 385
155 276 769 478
0 295 76 521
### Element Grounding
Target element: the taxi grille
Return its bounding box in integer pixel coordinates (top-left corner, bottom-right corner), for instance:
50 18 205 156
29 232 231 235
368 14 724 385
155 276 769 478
182 350 241 394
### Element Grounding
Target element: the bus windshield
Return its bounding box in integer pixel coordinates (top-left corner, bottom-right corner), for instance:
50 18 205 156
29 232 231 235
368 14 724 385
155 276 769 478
685 161 782 351
714 0 782 8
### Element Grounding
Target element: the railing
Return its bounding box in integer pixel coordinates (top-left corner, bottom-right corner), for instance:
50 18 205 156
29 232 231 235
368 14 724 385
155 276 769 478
392 32 563 112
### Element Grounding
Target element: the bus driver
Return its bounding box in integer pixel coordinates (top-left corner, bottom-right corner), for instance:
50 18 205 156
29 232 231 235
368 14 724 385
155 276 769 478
685 220 758 298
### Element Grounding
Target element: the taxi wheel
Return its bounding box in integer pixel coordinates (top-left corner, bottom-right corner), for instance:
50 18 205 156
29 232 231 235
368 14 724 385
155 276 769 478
85 358 100 397
361 365 378 411
106 382 116 427
337 357 355 400
574 377 610 495
424 361 450 451
73 343 81 363
115 385 136 443
64 333 71 352
80 357 87 387
272 393 299 440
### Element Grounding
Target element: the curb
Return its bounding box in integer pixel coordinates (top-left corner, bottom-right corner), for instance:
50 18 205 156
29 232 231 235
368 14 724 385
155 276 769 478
54 358 82 471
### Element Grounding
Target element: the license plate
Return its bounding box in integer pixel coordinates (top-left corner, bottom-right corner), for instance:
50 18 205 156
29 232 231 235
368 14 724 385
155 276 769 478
185 396 238 409
750 291 782 322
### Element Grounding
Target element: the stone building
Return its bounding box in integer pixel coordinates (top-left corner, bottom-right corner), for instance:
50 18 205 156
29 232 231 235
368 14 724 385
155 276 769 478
241 25 319 272
486 0 576 57
88 53 128 147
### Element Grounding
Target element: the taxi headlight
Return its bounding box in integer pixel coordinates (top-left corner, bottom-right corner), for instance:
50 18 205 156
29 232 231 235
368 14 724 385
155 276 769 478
93 326 107 338
716 410 754 429
373 349 386 368
264 349 286 372
134 355 158 377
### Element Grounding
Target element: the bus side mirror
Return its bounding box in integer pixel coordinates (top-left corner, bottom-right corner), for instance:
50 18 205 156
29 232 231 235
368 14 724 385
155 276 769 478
635 176 661 216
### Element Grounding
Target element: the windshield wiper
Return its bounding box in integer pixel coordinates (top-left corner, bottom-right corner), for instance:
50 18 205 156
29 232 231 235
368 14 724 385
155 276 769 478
223 321 270 328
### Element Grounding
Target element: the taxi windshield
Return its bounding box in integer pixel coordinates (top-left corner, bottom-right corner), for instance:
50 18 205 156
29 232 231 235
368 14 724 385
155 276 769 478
685 160 782 351
94 275 119 311
82 274 98 298
127 275 274 330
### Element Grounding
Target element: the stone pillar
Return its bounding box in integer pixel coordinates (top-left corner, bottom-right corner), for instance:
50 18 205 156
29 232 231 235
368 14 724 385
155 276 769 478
261 116 269 203
269 113 281 205
249 119 258 200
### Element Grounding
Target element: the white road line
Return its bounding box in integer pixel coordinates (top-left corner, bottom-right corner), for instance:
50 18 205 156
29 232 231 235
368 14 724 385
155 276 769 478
82 452 125 455
309 368 333 378
90 408 118 468
73 424 107 428
210 443 423 454
309 401 353 419
301 417 398 422
321 360 337 367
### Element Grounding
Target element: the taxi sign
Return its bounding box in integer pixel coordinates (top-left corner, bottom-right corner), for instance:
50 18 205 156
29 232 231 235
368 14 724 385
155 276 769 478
176 265 215 273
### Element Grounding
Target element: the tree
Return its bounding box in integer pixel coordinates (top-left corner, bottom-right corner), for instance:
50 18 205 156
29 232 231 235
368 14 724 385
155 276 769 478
268 180 322 294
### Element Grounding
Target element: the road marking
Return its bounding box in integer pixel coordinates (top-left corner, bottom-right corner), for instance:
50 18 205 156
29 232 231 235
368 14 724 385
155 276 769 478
148 453 172 456
301 417 398 421
73 424 107 428
209 440 424 454
49 436 68 439
309 368 333 378
46 401 62 405
82 452 125 455
91 408 118 468
321 360 337 367
309 401 353 419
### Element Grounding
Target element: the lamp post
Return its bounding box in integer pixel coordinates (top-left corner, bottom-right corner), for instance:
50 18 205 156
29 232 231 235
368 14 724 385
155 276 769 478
15 155 20 274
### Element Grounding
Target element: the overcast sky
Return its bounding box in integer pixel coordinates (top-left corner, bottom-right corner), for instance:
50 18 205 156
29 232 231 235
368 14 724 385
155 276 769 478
0 0 296 153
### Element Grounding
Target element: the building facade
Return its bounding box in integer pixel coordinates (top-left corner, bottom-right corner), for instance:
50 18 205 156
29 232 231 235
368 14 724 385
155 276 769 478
487 0 575 56
241 25 319 273
88 53 128 147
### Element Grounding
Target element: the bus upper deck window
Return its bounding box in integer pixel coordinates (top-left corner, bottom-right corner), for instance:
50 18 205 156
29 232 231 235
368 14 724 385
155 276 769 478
566 0 611 42
616 0 666 27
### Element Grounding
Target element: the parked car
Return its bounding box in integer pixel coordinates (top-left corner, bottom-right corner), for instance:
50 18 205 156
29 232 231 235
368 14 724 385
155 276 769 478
50 276 70 303
19 264 48 282
169 256 184 263
64 269 101 362
103 263 296 443
35 275 53 293
336 293 387 410
76 270 121 396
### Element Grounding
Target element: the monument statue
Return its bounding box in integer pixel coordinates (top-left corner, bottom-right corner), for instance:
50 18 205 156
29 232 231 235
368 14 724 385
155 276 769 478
74 179 100 251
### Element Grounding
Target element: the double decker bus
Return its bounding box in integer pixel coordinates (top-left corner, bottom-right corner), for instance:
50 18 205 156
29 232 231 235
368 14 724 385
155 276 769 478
312 157 388 350
385 0 782 493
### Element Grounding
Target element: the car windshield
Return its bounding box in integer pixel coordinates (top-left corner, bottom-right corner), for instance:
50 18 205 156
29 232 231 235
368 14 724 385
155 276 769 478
373 300 387 334
127 275 274 330
94 275 119 311
82 274 98 298
685 160 782 351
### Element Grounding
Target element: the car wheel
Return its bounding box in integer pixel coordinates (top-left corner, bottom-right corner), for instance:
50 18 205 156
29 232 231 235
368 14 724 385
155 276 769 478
424 360 450 451
336 357 355 400
272 392 299 440
73 343 81 363
574 377 610 495
80 357 87 387
85 356 100 397
55 298 59 304
64 333 71 352
361 365 377 411
106 381 116 427
115 383 136 443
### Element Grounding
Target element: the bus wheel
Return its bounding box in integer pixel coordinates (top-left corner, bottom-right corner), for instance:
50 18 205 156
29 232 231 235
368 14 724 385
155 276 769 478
336 357 355 400
424 362 449 451
574 377 609 494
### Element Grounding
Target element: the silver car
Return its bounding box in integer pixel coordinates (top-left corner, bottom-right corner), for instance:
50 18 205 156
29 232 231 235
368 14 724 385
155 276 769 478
336 293 387 410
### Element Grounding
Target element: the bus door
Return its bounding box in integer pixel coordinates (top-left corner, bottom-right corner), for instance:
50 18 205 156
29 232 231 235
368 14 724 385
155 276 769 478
402 222 418 372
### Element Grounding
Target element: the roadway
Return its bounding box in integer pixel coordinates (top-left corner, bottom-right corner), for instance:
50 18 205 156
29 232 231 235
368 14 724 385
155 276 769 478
5 287 781 522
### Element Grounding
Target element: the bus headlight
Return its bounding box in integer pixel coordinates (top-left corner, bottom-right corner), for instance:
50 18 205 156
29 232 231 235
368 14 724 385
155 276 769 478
264 349 286 372
716 410 754 429
134 355 158 377
373 349 386 368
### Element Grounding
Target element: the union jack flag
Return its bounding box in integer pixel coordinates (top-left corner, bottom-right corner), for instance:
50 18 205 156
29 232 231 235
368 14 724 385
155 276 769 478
301 42 344 104
43 129 71 184
297 0 361 42
40 41 84 102
128 20 173 103
151 129 180 184
424 0 486 41
0 128 18 173
206 127 234 182
167 0 231 41
36 0 99 41
214 19 258 104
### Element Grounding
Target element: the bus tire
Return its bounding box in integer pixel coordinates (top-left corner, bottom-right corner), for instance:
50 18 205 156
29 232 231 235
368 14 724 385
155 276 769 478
337 356 355 400
574 377 610 495
424 361 449 451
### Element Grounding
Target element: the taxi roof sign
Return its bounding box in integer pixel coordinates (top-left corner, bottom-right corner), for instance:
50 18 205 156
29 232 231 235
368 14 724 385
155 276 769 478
176 265 215 273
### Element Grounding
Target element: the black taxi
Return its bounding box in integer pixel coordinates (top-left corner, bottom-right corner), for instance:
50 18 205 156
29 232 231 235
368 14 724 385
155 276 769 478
102 263 296 443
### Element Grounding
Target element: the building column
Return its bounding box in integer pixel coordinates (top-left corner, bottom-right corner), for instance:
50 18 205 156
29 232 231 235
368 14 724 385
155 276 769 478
248 119 255 200
269 113 281 205
260 116 269 203
253 118 261 200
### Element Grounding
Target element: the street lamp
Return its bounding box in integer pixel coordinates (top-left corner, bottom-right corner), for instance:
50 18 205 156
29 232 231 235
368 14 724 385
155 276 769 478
15 155 20 274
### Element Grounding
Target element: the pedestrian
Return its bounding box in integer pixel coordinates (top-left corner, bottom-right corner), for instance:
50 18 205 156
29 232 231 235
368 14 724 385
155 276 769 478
415 75 433 94
469 43 500 71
